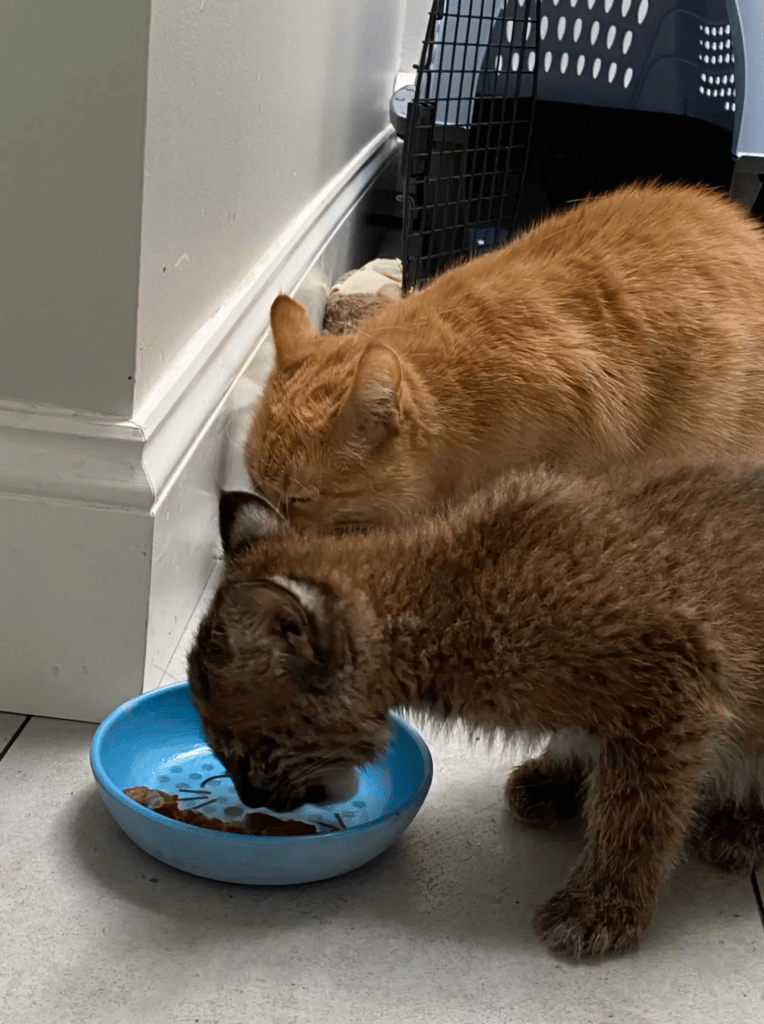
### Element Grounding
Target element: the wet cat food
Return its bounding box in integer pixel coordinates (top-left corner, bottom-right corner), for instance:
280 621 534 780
124 786 317 836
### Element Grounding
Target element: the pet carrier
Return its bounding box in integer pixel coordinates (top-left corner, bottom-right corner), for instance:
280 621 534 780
394 0 764 290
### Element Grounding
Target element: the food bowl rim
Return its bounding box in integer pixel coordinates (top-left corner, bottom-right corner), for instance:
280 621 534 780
90 680 433 843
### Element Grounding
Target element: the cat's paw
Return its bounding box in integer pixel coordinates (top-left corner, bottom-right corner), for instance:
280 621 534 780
533 886 646 957
505 758 584 828
694 800 764 874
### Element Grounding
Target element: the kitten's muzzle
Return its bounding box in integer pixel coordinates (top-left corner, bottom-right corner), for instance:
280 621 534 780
231 763 327 811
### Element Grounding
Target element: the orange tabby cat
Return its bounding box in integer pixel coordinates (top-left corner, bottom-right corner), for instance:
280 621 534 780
246 182 764 532
189 464 764 956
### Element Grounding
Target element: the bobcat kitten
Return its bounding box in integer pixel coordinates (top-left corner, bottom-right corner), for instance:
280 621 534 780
246 182 764 533
189 463 764 956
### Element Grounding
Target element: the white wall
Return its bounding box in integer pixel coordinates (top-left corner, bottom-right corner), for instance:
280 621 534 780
0 0 408 720
0 0 150 417
400 0 433 72
135 0 406 412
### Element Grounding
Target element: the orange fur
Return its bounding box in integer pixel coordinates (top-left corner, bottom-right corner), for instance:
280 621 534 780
190 464 764 956
246 182 764 532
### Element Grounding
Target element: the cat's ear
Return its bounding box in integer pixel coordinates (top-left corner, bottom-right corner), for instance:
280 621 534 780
223 578 341 692
337 344 402 452
218 491 286 558
270 295 316 371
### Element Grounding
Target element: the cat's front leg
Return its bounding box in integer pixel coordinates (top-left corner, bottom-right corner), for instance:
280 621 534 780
533 736 708 957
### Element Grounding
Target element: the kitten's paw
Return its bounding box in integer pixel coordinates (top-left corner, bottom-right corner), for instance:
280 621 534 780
694 801 764 873
505 758 584 828
533 886 645 957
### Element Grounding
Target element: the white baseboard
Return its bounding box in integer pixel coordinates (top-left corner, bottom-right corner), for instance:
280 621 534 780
0 128 400 721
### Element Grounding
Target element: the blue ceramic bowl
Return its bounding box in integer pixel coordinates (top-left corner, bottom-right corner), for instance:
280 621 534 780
90 681 433 885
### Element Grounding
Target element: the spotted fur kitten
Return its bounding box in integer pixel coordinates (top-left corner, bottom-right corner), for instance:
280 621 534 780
188 463 764 957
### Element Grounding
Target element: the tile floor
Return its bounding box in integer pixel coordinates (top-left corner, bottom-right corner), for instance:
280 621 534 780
3 580 764 1023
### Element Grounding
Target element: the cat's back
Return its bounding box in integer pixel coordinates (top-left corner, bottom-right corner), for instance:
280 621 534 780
455 181 764 290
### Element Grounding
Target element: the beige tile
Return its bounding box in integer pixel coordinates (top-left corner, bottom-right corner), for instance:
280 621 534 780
0 710 27 749
1 717 762 1024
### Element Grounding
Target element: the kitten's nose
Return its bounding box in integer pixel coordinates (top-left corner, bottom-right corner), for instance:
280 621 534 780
231 766 272 809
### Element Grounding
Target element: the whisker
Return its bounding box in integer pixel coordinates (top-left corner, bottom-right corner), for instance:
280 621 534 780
223 413 246 453
185 797 217 812
201 773 229 787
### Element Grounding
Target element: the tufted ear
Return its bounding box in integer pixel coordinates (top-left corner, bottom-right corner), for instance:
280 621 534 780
218 491 286 558
221 578 342 692
337 343 402 453
270 295 316 371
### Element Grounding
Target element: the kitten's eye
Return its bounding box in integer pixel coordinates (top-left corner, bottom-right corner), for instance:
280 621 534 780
282 617 302 637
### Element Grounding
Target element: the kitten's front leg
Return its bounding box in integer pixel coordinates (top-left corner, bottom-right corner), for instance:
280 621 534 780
506 732 593 827
693 798 764 873
533 736 709 957
506 751 586 826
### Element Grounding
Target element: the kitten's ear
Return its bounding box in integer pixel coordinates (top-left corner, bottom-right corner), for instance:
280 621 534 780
270 295 316 371
219 491 286 557
223 578 342 692
337 344 402 452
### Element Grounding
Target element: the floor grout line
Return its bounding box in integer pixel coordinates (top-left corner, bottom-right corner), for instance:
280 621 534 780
751 871 764 934
0 715 32 764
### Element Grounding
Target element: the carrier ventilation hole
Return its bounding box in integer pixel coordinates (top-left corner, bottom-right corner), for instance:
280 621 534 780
511 52 520 71
590 21 600 44
577 54 586 75
558 15 567 40
621 0 632 17
622 29 632 54
573 17 583 41
540 14 549 39
607 25 617 49
560 51 569 73
505 19 513 43
544 50 553 72
608 60 618 82
527 50 536 71
637 0 648 24
604 0 614 12
592 56 602 78
623 66 633 88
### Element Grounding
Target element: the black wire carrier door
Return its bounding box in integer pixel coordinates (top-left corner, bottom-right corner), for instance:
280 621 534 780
401 0 540 291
